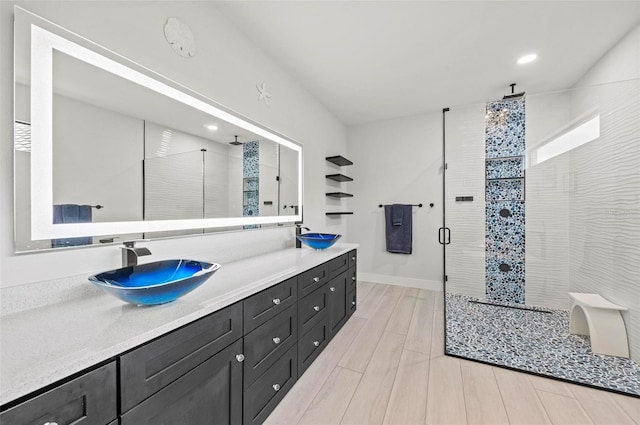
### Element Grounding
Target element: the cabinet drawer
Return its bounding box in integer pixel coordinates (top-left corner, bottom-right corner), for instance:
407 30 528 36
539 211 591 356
120 302 242 412
298 263 329 298
244 305 297 389
244 277 297 334
244 345 297 425
298 284 328 337
328 253 349 279
121 339 243 425
348 250 357 269
298 317 329 377
0 362 117 425
348 267 357 293
348 289 357 318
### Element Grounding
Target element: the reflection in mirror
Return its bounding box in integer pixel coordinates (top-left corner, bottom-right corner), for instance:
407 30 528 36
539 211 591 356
13 7 302 252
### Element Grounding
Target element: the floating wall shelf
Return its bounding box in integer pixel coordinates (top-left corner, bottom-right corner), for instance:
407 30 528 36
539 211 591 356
326 192 354 198
326 155 353 216
326 155 354 166
326 174 353 182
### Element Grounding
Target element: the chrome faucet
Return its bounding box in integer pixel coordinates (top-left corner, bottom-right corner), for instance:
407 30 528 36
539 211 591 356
121 240 151 267
295 224 310 249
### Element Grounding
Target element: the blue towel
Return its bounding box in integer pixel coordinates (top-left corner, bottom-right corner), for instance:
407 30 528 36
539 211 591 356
52 204 93 247
391 204 403 226
384 204 412 254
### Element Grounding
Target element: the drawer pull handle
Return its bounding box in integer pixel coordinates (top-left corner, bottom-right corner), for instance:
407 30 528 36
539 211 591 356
44 423 59 425
313 341 320 347
352 301 356 306
330 287 336 292
273 337 281 344
352 256 356 261
273 384 281 391
352 276 356 281
272 298 281 305
313 305 320 312
313 277 320 283
236 354 245 362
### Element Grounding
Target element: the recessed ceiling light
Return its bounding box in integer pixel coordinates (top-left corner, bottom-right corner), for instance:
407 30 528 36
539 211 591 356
205 123 218 131
517 54 537 65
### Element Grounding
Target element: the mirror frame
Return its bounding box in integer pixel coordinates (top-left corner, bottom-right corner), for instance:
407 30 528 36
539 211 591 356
17 7 303 240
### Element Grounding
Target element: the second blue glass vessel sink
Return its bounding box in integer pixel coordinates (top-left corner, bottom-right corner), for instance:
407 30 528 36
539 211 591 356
89 259 221 305
297 233 342 250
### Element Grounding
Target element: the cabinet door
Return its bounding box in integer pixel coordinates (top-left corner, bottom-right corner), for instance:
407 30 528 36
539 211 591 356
121 339 243 425
327 271 348 339
120 302 242 412
0 362 117 425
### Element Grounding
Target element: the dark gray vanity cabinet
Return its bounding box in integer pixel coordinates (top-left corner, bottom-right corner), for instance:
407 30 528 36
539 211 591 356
1 249 357 425
0 362 117 425
121 339 243 425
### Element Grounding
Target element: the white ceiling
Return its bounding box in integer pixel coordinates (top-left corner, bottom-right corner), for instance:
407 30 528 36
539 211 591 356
214 1 640 125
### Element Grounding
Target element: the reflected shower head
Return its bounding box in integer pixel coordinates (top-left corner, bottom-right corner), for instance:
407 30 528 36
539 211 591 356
229 135 242 146
503 83 525 100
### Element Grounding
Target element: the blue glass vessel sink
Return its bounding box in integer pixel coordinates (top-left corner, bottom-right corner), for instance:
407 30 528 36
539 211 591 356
297 233 342 250
89 259 221 305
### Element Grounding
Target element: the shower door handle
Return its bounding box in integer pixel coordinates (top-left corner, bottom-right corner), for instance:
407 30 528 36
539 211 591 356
439 227 451 245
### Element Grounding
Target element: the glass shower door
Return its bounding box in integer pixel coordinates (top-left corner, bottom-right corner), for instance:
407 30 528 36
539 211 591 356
442 80 640 396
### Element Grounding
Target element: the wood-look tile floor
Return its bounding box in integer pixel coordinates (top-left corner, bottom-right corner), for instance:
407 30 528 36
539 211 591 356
265 282 640 425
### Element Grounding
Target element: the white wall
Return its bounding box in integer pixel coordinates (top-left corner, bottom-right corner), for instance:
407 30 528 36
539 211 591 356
347 113 442 290
0 1 347 288
568 24 640 362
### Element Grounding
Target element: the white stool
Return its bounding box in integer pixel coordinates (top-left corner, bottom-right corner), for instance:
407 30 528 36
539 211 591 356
569 292 629 358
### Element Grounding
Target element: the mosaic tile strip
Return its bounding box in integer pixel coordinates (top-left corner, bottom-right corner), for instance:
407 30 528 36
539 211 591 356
486 258 525 304
243 141 259 226
486 179 525 201
485 98 525 304
485 98 526 159
446 293 640 396
486 201 525 259
485 157 524 179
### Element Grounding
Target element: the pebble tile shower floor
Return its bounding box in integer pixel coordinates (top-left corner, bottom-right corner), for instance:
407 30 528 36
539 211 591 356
446 293 640 396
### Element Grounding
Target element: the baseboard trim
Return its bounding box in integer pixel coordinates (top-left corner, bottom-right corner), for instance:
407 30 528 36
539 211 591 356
358 273 443 292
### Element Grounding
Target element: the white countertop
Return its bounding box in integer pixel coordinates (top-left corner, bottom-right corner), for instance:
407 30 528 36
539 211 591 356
0 243 358 406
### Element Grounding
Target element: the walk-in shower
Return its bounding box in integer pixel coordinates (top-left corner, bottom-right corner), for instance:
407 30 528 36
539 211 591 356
442 76 640 396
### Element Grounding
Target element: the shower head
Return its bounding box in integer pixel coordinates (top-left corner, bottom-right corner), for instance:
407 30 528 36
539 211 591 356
503 83 525 100
229 135 242 146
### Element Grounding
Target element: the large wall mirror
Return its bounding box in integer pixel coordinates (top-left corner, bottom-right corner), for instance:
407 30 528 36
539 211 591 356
13 7 302 252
